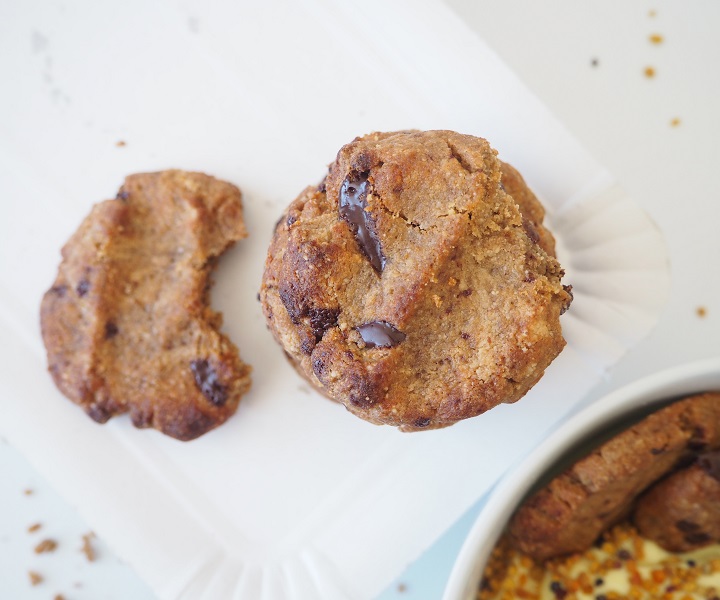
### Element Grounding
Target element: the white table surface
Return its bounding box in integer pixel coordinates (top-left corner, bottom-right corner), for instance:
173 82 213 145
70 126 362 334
2 1 718 599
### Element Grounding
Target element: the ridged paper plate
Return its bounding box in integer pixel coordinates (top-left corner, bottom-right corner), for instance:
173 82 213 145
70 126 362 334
0 0 669 598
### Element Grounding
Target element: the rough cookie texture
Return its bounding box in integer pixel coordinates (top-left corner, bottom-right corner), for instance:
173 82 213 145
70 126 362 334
40 170 252 441
634 450 720 552
260 130 572 430
508 392 720 560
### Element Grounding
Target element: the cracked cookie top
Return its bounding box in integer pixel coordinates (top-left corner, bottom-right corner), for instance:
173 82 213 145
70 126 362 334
260 130 572 430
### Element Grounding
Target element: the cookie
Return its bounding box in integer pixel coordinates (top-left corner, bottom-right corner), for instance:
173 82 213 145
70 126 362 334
40 170 252 441
260 130 572 430
634 450 720 552
508 392 720 560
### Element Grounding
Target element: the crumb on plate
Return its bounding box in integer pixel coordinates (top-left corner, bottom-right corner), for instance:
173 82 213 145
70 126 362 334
81 532 96 562
34 538 58 554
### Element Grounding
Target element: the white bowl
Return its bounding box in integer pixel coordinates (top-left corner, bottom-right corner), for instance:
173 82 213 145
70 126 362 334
443 357 720 600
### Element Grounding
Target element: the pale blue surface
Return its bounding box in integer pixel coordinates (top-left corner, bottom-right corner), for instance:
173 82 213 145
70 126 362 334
376 493 489 600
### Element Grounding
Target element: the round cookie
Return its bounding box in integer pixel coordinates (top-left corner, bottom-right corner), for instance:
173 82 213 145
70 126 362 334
260 130 572 430
508 392 720 560
40 170 252 441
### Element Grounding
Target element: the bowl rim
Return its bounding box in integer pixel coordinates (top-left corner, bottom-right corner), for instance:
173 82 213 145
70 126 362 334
443 356 720 600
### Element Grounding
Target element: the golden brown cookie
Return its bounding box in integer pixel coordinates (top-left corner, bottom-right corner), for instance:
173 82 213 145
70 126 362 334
40 170 252 441
634 451 720 552
508 392 720 560
260 130 571 430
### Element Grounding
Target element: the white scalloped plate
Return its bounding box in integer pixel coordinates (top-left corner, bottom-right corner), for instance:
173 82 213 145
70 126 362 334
444 358 720 600
0 0 669 598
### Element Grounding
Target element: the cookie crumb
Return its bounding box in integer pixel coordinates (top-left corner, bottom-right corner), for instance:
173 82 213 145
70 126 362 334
644 66 656 78
397 582 407 593
115 140 126 147
28 571 43 586
670 117 682 127
697 306 707 318
34 538 58 554
54 595 66 600
23 488 34 496
27 522 42 533
648 9 657 17
81 532 96 562
590 58 599 67
649 33 664 44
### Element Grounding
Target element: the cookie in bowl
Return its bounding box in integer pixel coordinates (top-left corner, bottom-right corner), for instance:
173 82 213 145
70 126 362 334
479 392 720 600
260 130 572 430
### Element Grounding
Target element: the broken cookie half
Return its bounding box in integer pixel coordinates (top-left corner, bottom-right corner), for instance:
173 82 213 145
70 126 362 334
40 170 251 441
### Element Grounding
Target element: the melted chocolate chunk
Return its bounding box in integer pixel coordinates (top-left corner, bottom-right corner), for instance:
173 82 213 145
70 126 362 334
685 531 712 545
104 321 119 339
339 171 386 272
677 520 701 532
190 359 228 407
308 307 340 342
699 450 720 481
116 189 130 201
357 321 405 348
76 278 91 297
414 417 431 428
86 403 111 423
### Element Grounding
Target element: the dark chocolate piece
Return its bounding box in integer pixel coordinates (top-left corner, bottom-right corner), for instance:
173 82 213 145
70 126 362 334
76 278 90 297
699 450 720 481
190 359 228 407
356 321 405 348
308 307 340 342
339 171 386 272
104 321 119 339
